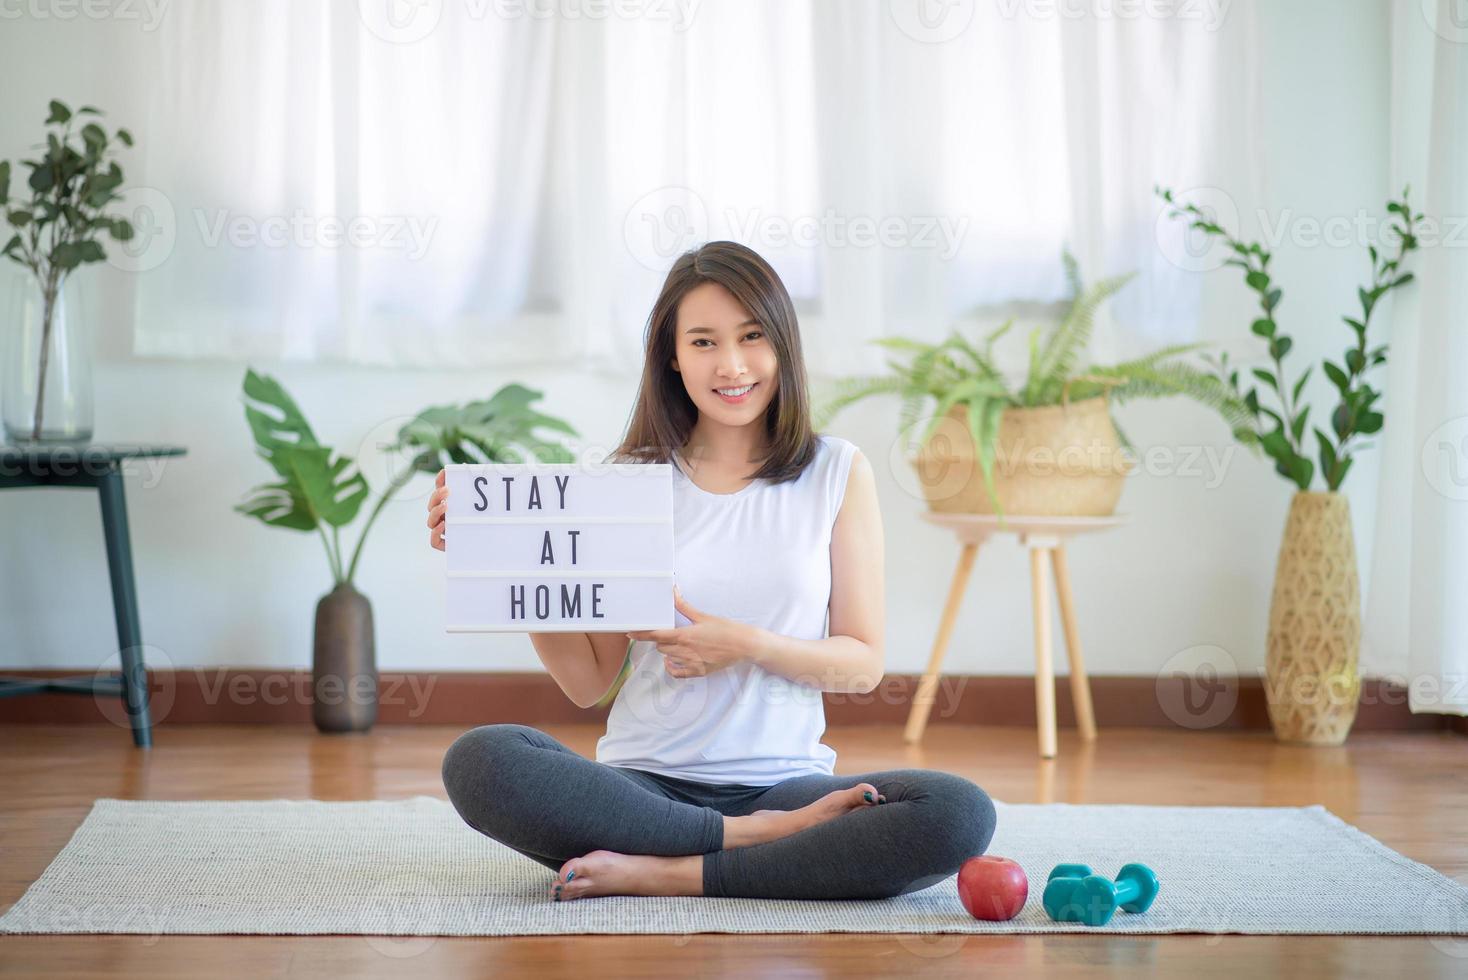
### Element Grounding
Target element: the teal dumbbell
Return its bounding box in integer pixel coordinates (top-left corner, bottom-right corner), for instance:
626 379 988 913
1042 863 1160 926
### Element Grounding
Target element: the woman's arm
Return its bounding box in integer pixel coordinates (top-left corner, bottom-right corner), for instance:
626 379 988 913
749 449 886 694
528 631 631 709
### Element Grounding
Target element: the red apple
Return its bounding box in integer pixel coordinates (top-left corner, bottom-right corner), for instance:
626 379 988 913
957 855 1029 921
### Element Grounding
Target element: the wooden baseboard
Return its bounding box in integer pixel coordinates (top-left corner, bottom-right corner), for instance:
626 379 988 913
0 669 1462 733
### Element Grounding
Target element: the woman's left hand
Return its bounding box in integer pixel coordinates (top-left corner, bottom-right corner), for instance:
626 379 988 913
627 586 760 679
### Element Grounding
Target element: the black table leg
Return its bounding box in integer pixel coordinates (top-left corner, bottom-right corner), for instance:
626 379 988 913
97 467 153 748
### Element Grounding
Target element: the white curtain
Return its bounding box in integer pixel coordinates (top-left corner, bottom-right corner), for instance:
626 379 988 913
126 0 1253 375
1361 0 1468 715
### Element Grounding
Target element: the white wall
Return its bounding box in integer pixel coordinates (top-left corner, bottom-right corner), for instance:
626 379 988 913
0 1 1397 680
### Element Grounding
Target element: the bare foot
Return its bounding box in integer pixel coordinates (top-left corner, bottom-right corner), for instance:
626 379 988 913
550 850 703 901
731 782 886 848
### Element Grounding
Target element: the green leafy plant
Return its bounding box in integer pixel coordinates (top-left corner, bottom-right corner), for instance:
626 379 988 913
814 250 1249 516
0 99 136 441
1156 186 1422 491
235 369 579 585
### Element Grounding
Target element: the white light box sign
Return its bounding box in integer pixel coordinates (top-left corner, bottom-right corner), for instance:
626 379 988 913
444 462 674 632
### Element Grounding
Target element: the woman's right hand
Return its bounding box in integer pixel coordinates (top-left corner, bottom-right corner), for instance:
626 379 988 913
427 468 448 551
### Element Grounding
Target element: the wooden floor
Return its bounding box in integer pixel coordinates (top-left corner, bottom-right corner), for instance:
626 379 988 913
1 723 1465 978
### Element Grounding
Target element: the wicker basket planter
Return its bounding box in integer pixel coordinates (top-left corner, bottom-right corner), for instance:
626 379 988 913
911 394 1132 516
1264 491 1361 744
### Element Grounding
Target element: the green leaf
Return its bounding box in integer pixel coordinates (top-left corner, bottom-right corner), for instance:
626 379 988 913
1291 367 1311 406
1264 288 1282 311
1323 360 1349 393
1250 368 1278 391
274 443 369 529
54 242 84 270
1315 428 1337 486
1245 270 1270 291
116 128 134 147
1290 454 1314 490
81 123 106 148
242 367 322 480
1345 349 1364 373
1291 405 1310 445
234 479 317 532
8 210 32 227
28 166 53 193
46 99 70 125
1358 411 1384 434
1250 318 1276 339
1270 336 1292 359
1260 427 1290 461
393 383 581 467
75 239 105 263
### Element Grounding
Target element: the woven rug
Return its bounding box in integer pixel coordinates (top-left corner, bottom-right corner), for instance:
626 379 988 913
3 797 1467 937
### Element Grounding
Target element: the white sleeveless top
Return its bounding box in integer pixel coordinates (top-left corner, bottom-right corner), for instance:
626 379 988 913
595 434 860 785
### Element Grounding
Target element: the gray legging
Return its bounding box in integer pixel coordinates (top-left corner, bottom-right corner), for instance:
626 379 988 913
441 723 998 900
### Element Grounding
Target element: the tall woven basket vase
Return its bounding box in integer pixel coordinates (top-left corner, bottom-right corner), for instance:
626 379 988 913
1264 491 1361 745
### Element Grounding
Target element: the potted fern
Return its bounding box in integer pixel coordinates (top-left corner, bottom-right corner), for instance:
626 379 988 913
1157 186 1422 746
814 250 1249 523
235 370 578 733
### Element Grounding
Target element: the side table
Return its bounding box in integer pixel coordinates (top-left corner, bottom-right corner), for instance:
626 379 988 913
0 443 186 748
903 511 1129 758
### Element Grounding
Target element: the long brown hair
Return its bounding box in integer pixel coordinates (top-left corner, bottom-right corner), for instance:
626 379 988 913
611 240 818 484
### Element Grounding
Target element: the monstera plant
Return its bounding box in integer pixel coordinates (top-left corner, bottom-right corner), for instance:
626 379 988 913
235 368 578 732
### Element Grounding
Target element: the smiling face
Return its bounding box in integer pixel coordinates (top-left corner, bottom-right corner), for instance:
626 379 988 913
670 281 780 430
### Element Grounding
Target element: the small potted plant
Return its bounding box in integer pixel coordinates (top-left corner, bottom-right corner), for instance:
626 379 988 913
814 250 1250 523
1158 185 1422 746
1 99 135 443
235 369 578 732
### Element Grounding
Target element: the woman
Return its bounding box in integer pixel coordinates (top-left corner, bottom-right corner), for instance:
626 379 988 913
427 241 996 902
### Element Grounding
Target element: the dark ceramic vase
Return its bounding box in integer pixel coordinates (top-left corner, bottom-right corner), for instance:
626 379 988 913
312 582 377 733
